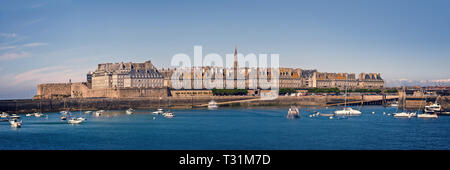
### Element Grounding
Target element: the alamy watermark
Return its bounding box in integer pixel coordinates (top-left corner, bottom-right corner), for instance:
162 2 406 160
170 46 279 100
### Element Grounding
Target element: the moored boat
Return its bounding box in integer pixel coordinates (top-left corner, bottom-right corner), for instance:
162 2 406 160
1 112 9 118
424 103 442 114
417 113 438 118
126 108 134 115
208 100 218 110
334 107 361 115
34 112 44 117
163 111 174 118
68 118 83 124
393 112 416 118
287 106 300 119
9 119 22 128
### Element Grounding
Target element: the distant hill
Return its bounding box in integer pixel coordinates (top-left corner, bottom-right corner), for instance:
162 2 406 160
386 79 450 87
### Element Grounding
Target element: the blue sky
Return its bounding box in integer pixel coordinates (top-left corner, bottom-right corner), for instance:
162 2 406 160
0 0 449 99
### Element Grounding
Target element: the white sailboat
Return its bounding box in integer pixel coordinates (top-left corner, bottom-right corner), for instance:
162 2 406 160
208 100 218 109
287 105 300 119
334 82 361 115
393 87 416 118
163 99 175 118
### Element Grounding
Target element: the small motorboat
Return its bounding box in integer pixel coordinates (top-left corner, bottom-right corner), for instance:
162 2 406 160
61 115 67 120
163 112 174 118
95 110 104 116
77 117 87 121
68 118 83 124
34 112 44 117
417 114 438 118
9 119 22 128
208 100 218 110
1 112 9 118
153 108 164 114
85 111 92 114
394 112 416 118
26 113 33 117
126 108 134 115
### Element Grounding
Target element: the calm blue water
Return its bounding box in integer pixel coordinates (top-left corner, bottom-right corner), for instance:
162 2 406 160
1 106 449 150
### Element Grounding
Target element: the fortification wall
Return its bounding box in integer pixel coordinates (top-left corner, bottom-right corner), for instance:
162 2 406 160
34 83 71 99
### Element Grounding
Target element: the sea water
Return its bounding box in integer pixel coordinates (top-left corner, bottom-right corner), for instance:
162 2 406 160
1 106 449 150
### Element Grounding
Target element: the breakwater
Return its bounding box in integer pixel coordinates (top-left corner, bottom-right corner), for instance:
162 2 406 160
0 95 409 113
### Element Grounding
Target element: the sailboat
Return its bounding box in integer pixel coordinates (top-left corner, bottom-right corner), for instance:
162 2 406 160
287 105 300 119
393 87 416 118
334 82 361 115
34 100 44 117
153 97 164 114
163 98 175 118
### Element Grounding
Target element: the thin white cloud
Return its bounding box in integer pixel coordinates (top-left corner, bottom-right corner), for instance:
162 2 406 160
0 33 17 39
25 18 45 25
0 45 17 50
0 51 30 61
23 42 48 47
11 66 86 87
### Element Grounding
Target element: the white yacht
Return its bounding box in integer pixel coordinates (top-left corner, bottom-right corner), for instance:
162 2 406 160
163 112 174 118
208 100 218 109
68 118 83 124
76 117 87 121
389 101 399 107
9 119 22 128
424 103 442 114
287 106 300 119
163 111 174 118
334 107 362 115
417 113 438 118
394 112 416 118
34 112 44 117
1 112 9 118
126 108 134 115
153 108 164 114
95 110 104 116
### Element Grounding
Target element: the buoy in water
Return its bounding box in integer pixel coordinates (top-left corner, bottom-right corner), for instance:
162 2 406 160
329 116 333 119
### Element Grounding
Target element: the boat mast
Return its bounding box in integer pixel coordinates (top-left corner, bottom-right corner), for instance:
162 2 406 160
344 79 347 108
